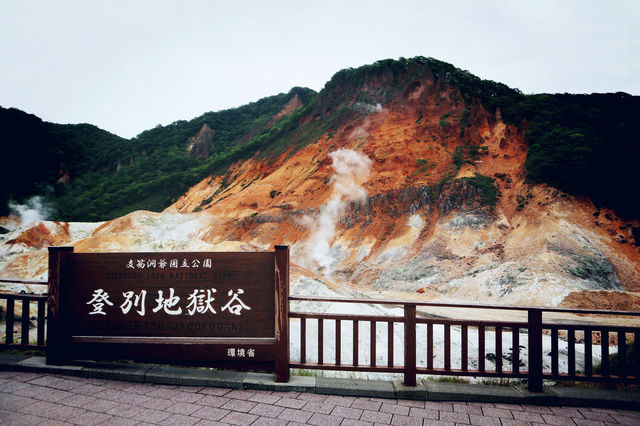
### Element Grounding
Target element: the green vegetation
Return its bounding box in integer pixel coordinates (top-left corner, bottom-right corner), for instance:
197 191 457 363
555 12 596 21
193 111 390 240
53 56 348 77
462 173 500 208
3 56 639 221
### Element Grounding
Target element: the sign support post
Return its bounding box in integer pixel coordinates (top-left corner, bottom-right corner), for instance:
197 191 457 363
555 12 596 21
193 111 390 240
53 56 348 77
274 245 290 382
47 246 74 365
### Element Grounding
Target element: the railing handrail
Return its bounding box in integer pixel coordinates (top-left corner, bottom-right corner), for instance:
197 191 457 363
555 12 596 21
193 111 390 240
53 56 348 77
289 295 640 316
0 279 47 285
0 293 48 301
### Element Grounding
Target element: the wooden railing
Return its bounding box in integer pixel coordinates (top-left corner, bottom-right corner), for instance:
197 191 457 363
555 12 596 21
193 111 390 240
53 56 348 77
1 280 638 391
289 296 640 391
0 279 48 349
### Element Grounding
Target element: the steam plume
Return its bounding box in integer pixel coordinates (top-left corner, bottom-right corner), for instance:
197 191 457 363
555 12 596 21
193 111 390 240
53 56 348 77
8 196 53 226
306 149 372 276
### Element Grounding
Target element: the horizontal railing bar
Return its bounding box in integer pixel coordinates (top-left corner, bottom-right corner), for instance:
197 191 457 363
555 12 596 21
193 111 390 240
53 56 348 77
72 336 276 344
416 368 528 378
543 324 640 332
543 373 639 382
290 312 403 322
0 343 46 350
0 279 47 285
417 319 528 328
290 296 640 316
289 362 403 373
0 293 48 301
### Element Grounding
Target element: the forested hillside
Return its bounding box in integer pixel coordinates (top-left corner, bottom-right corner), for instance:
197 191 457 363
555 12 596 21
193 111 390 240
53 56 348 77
1 57 639 221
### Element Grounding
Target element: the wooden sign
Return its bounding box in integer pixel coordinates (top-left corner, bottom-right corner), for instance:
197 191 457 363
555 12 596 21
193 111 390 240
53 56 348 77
47 246 290 381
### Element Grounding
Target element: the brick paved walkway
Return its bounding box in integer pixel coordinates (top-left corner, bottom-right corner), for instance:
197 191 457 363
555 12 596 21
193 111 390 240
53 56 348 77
1 371 639 425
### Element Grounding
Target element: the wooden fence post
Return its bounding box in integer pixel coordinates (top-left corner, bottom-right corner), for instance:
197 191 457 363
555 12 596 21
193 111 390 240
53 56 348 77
527 308 543 392
274 245 290 382
47 246 74 365
404 304 417 386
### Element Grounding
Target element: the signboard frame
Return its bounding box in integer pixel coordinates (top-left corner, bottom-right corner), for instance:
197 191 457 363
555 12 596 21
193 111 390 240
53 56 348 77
46 245 290 382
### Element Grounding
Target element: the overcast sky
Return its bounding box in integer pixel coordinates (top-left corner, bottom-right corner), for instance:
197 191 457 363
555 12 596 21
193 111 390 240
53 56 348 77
1 0 638 139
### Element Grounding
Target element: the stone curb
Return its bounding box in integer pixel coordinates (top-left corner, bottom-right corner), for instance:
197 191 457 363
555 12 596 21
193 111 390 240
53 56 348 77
1 354 638 410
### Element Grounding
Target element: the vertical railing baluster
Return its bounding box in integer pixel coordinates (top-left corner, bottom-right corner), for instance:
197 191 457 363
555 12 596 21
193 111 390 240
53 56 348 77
37 299 46 346
21 299 30 345
444 323 451 371
601 330 609 376
370 320 376 367
512 327 519 374
300 317 306 364
461 325 468 372
427 323 433 370
584 328 592 376
478 325 485 372
6 298 14 345
404 304 416 386
336 319 341 365
387 321 394 368
495 326 502 373
527 308 543 392
318 318 323 365
551 327 559 377
353 320 359 366
618 330 626 378
568 328 576 377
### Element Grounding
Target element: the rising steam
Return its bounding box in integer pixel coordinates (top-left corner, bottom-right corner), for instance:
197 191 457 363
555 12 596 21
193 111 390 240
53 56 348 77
8 196 53 226
305 149 372 276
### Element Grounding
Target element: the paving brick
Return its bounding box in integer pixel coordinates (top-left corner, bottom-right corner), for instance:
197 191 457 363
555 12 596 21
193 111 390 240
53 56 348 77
616 409 640 419
307 412 344 425
130 407 174 424
610 414 640 426
68 410 113 425
570 419 605 426
38 388 75 403
360 409 393 423
167 401 201 415
390 413 423 425
96 416 139 425
468 413 500 425
84 398 121 413
521 404 552 414
192 405 230 421
249 392 281 404
332 405 364 420
396 399 425 408
219 410 259 425
541 414 575 425
275 396 307 409
352 397 383 411
494 403 523 411
341 420 375 426
159 413 201 426
499 420 536 426
453 403 483 415
196 394 231 407
139 396 175 411
381 403 410 416
296 392 328 403
408 407 438 420
325 395 356 407
512 410 544 422
105 403 146 419
277 407 313 423
225 389 256 400
221 398 257 413
0 393 36 410
424 401 453 412
170 391 205 403
197 387 231 396
13 383 51 398
439 410 470 423
175 385 206 393
251 417 289 426
63 393 98 408
550 407 583 418
302 401 336 414
481 406 513 419
579 409 615 422
249 402 285 418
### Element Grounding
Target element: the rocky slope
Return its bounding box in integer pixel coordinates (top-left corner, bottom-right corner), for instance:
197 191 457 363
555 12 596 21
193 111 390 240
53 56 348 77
1 59 639 314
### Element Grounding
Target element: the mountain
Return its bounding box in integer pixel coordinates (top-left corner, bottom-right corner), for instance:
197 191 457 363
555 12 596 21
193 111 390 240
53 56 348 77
1 56 639 309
